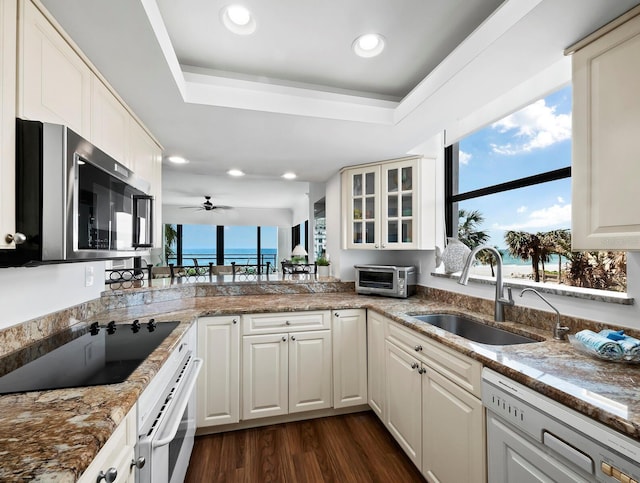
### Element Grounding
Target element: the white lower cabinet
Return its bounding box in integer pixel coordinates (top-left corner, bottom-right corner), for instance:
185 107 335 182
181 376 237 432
77 406 136 483
242 329 332 420
385 339 423 467
422 367 484 483
384 320 486 483
197 315 240 428
332 309 367 408
367 310 386 421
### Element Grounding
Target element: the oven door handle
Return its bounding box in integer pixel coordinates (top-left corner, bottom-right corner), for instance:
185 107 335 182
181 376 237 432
152 357 203 449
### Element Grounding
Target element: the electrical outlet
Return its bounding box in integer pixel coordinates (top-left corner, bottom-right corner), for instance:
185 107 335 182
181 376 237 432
85 266 94 287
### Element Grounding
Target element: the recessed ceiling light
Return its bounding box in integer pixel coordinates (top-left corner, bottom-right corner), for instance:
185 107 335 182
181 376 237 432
167 156 188 164
227 169 245 177
221 5 256 35
282 172 297 180
353 33 385 58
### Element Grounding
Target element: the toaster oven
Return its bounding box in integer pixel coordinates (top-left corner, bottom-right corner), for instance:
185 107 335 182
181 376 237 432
354 265 417 298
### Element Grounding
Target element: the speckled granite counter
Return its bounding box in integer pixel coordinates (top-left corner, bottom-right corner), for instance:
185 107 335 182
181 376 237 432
1 286 640 480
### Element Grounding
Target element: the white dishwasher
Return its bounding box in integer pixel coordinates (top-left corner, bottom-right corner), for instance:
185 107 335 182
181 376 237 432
482 368 640 483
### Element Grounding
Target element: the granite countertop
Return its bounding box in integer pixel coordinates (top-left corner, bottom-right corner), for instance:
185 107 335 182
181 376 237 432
1 291 639 480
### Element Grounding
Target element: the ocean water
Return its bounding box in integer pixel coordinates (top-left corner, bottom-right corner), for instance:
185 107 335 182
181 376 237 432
174 248 278 266
498 250 561 267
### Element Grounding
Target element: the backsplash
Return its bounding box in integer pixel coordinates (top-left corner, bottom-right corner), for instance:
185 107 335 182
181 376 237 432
2 282 637 360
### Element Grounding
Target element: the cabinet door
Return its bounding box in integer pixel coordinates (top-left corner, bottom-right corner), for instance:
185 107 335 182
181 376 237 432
332 309 367 408
343 165 380 249
385 340 422 468
242 333 289 420
572 13 640 250
18 0 91 136
77 406 136 483
128 119 163 249
422 368 485 483
381 159 418 249
367 311 386 421
289 330 332 413
0 0 17 249
197 316 240 428
91 77 129 165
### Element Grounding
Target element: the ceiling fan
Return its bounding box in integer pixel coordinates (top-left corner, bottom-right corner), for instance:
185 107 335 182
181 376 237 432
181 196 232 212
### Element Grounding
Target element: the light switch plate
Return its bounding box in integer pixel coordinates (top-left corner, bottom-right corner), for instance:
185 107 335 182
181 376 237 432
85 266 94 287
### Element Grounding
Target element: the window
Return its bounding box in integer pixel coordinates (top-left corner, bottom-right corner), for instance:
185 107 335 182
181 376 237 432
163 224 279 271
446 85 626 293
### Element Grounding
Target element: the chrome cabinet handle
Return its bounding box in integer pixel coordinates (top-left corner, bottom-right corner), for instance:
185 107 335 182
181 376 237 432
285 321 291 325
334 312 339 317
282 336 287 342
97 467 117 483
414 345 423 352
382 243 386 248
411 362 419 370
131 457 146 469
374 244 379 248
418 368 426 375
5 232 26 245
232 319 238 324
291 336 296 341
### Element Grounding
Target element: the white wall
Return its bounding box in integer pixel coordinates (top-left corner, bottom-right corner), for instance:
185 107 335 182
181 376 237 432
0 261 105 329
163 204 293 227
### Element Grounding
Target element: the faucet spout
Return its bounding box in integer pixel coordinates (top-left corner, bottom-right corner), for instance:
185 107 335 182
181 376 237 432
520 288 569 341
458 245 514 322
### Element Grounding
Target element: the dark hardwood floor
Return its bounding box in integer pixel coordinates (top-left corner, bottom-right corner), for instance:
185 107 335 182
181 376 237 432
185 411 426 482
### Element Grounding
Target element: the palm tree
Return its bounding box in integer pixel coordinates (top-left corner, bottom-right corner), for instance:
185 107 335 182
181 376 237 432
540 229 571 283
457 209 489 248
504 231 549 282
164 224 178 265
457 209 496 275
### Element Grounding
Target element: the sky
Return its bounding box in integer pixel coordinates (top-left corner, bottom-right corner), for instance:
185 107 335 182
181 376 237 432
458 85 572 248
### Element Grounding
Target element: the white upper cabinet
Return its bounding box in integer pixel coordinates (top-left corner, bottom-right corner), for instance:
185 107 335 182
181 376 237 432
342 156 436 250
0 0 17 249
18 0 91 136
91 77 130 167
570 7 640 250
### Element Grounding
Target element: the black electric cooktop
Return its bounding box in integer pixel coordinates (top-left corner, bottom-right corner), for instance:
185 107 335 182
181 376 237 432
0 320 179 395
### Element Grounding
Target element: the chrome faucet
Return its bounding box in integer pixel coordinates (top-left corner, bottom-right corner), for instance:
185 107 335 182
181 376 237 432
520 288 569 341
458 245 514 322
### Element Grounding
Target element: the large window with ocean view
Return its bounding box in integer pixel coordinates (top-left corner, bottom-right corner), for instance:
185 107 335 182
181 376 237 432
447 85 627 293
164 224 278 271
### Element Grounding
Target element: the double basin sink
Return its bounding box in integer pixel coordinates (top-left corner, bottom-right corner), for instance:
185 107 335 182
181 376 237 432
411 313 540 345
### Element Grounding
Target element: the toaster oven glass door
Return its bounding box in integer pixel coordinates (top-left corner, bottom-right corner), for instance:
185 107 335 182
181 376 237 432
358 270 394 289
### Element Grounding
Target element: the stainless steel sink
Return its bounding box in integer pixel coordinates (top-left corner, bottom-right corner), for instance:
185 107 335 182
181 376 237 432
412 314 540 345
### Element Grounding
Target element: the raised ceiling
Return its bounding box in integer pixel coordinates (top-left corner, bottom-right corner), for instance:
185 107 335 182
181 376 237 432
39 0 640 222
156 0 504 100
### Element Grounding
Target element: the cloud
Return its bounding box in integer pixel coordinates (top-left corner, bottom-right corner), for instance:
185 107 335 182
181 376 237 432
557 196 564 203
516 206 527 214
459 150 472 165
497 203 571 231
490 99 571 155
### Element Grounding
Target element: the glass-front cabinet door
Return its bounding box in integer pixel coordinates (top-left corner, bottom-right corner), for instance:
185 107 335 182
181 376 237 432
342 156 434 250
381 159 418 249
346 166 380 249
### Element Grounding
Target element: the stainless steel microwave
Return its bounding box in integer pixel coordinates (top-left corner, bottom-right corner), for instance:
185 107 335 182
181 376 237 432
354 265 417 298
0 119 153 267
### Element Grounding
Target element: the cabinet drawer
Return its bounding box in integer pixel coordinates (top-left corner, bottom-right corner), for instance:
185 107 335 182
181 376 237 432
242 310 330 335
386 320 482 398
421 337 482 399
